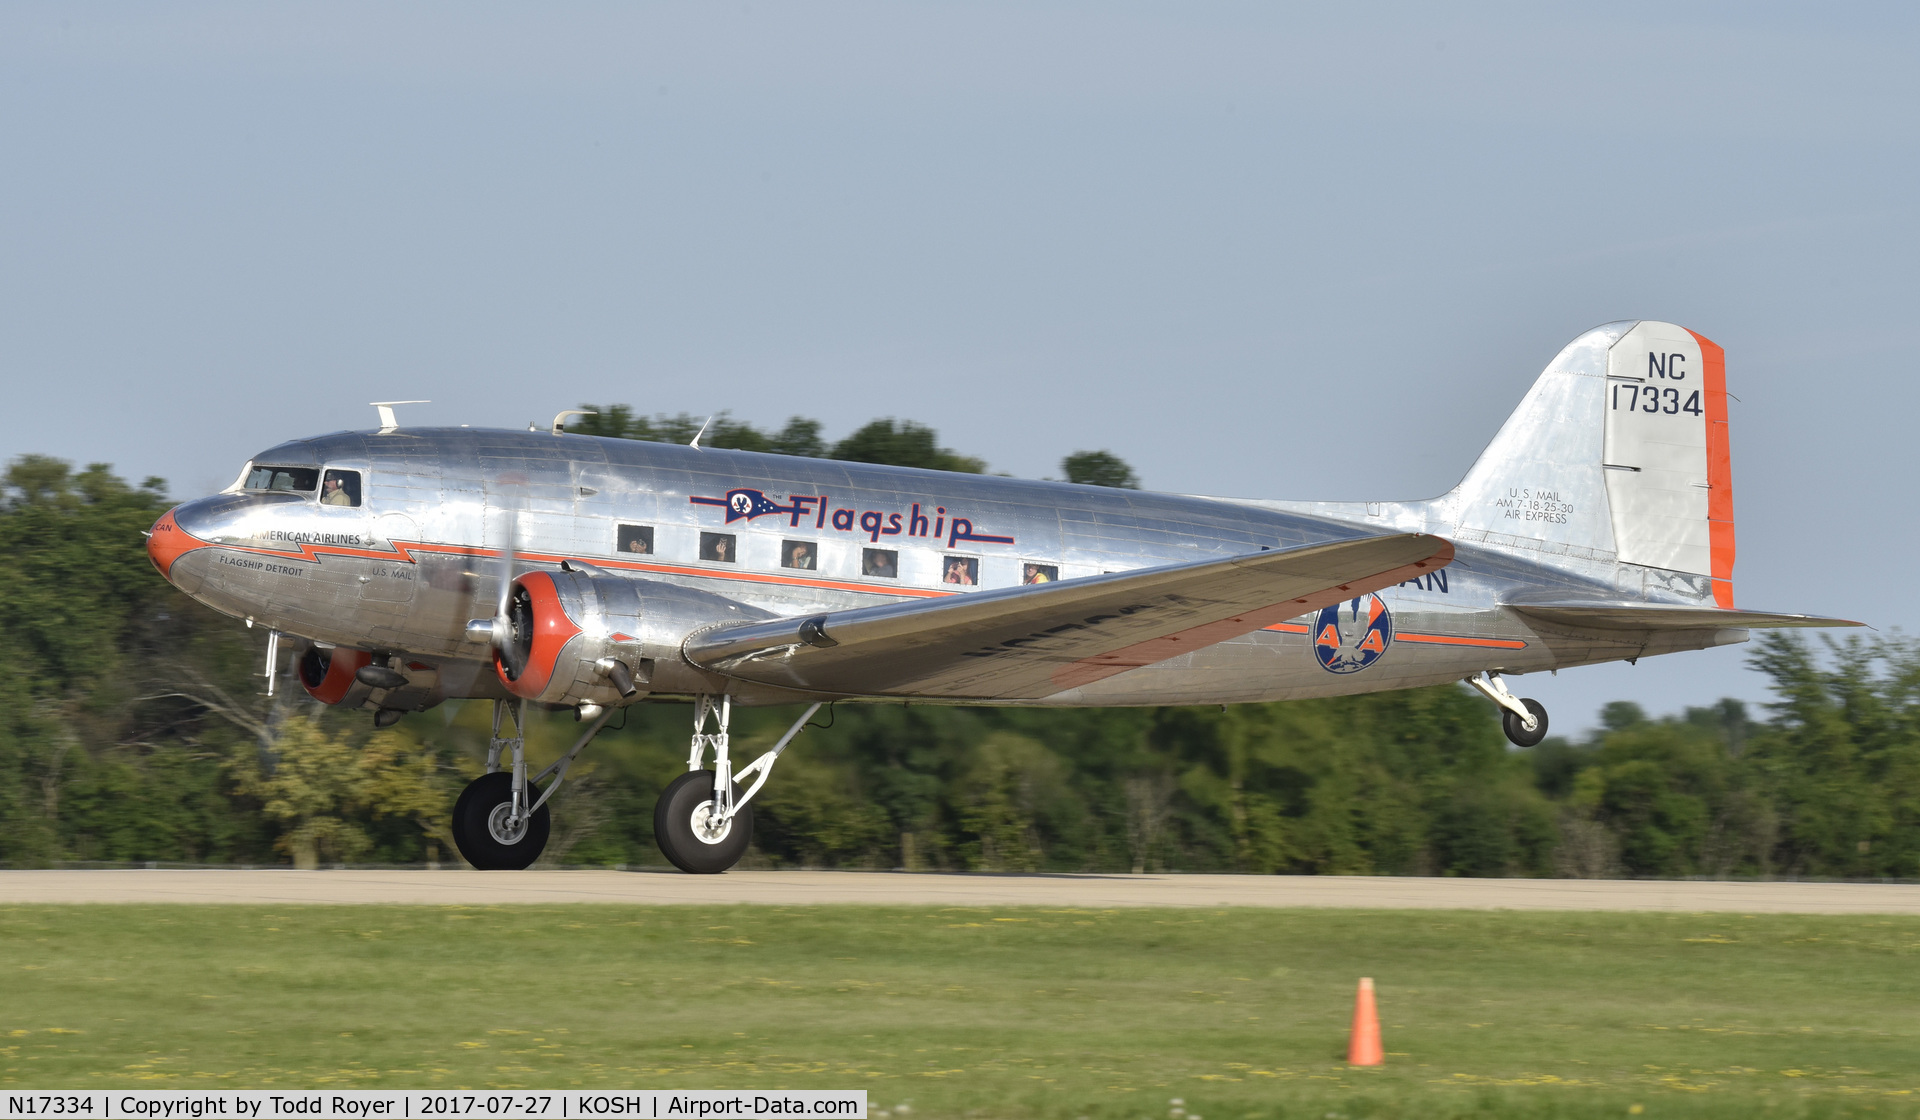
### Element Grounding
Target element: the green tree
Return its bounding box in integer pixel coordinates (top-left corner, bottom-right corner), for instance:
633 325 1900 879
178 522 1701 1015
831 419 986 473
1745 632 1920 878
767 418 829 458
1062 450 1139 489
567 407 979 468
0 457 266 865
229 722 455 869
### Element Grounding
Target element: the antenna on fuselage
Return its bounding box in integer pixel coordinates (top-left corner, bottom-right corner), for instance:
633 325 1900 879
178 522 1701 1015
689 414 714 450
370 400 430 434
551 409 597 435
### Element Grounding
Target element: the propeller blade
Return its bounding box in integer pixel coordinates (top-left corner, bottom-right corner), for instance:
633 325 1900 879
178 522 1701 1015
492 504 527 678
494 505 518 622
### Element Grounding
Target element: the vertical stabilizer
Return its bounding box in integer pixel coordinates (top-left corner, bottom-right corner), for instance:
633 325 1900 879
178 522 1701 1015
1439 321 1735 606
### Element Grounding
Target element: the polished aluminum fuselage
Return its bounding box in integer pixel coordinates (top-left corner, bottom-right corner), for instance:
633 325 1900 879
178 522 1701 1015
157 427 1740 708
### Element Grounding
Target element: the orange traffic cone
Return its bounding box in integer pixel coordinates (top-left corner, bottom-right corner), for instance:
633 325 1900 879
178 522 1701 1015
1347 977 1383 1066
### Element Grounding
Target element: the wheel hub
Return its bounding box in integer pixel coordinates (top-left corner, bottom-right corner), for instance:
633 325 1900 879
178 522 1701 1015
487 802 529 845
690 799 732 845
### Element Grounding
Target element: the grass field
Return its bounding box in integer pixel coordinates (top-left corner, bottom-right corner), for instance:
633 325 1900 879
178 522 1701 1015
3 905 1919 1119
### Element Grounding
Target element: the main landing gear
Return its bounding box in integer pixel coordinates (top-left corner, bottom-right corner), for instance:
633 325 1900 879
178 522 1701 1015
654 695 822 874
451 699 614 870
449 695 821 873
1468 671 1550 748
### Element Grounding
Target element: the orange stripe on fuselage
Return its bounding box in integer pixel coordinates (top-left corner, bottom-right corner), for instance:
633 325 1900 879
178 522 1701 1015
1259 621 1525 650
1394 632 1527 650
1688 328 1736 609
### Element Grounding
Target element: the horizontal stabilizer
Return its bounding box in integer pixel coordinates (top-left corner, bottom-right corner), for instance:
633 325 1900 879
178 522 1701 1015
1509 600 1862 632
685 533 1455 700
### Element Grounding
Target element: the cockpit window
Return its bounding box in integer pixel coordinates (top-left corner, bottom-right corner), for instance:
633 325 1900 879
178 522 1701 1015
321 469 362 508
244 466 319 493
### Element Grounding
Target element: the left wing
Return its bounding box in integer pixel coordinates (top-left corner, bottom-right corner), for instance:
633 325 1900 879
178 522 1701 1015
1508 600 1863 631
684 533 1453 700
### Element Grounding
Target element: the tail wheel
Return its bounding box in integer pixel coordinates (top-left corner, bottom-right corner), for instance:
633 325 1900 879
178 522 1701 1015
451 771 551 870
1502 698 1550 748
654 769 753 874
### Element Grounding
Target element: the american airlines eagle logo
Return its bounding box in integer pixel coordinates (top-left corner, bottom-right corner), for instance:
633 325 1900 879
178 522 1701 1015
702 488 803 523
1312 594 1394 674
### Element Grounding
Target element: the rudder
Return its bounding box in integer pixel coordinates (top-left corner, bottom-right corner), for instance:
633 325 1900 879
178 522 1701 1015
1438 320 1736 606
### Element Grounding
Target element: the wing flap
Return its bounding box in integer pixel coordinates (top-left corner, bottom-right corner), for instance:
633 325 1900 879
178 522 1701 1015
685 533 1454 700
1509 600 1862 631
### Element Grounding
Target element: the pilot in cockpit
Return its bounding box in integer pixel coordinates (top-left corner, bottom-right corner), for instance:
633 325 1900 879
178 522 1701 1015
321 475 352 506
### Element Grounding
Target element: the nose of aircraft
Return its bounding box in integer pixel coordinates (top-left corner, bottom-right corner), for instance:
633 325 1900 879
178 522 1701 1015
147 507 195 583
147 497 222 584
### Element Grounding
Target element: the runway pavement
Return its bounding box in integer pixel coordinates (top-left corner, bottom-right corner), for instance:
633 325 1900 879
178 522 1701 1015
2 869 1919 913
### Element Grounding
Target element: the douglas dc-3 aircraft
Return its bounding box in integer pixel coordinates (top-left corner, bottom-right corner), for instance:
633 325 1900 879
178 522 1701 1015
146 321 1855 872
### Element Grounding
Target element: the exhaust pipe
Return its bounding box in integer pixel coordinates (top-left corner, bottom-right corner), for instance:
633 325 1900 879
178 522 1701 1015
594 657 640 698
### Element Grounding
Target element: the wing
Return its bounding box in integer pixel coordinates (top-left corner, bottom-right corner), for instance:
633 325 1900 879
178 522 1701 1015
1508 600 1863 631
684 533 1454 700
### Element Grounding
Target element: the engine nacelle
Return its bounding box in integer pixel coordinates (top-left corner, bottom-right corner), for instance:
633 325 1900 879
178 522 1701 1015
298 644 507 713
491 570 774 707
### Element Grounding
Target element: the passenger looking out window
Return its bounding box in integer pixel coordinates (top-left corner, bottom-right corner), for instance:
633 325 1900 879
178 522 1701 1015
700 533 736 563
1023 563 1058 584
862 549 897 578
783 541 817 570
943 556 978 586
618 525 654 554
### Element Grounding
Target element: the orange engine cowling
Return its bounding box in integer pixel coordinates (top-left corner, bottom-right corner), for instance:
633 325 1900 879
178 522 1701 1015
299 646 373 706
489 568 770 707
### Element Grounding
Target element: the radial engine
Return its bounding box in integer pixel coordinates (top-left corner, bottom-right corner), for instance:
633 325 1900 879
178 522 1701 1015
470 567 773 709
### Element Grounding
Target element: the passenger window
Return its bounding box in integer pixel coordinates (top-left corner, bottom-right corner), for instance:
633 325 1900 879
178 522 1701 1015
781 540 817 570
862 548 897 578
700 532 736 563
244 466 319 493
320 470 362 508
617 524 655 555
1023 563 1058 585
942 556 979 586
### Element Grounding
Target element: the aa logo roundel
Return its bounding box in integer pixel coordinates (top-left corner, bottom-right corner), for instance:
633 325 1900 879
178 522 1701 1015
1312 594 1394 674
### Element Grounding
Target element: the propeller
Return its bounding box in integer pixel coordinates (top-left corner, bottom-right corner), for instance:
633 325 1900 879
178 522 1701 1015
465 484 529 678
491 504 527 679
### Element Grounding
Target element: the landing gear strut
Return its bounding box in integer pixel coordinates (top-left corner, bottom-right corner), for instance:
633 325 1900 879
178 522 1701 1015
451 699 615 870
654 697 821 874
1468 671 1549 748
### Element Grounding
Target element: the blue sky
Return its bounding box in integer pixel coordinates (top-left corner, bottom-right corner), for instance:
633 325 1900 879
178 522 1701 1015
2 3 1912 731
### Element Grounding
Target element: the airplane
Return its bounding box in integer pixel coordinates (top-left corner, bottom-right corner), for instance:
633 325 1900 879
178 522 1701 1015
144 320 1856 873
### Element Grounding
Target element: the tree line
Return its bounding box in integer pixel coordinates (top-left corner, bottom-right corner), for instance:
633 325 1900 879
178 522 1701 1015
0 413 1908 877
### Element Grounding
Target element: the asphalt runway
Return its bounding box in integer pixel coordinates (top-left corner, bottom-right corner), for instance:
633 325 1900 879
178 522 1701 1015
2 869 1918 913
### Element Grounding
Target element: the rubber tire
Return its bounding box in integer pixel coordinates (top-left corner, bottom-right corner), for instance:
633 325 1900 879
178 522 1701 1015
450 771 551 870
654 769 753 874
1502 698 1550 748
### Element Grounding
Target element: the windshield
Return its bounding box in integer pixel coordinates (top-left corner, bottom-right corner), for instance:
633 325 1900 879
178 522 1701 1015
244 466 319 493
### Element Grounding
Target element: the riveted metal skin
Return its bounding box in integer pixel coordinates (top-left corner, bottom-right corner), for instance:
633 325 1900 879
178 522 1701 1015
146 321 1851 715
